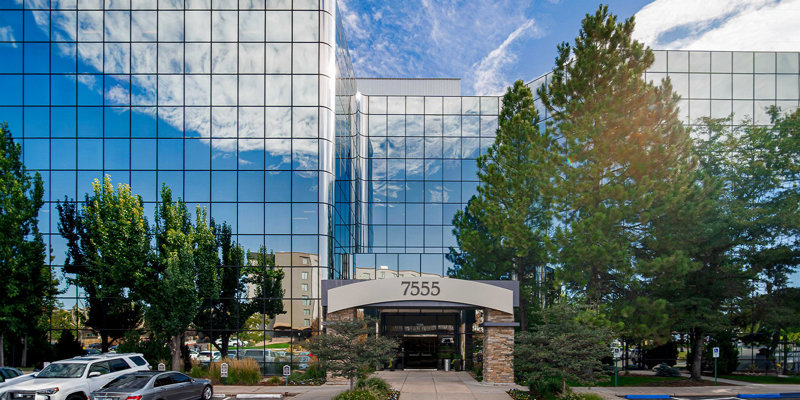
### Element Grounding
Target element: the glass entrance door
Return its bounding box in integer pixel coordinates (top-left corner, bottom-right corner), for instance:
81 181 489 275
380 312 460 370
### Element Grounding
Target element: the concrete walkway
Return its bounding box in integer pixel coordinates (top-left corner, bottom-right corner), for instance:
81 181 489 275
375 370 524 399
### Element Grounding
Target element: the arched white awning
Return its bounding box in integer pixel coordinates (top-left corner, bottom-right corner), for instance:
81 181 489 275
326 278 514 314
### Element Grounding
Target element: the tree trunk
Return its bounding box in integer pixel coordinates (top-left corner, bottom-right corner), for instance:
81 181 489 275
101 332 109 353
0 333 4 367
21 337 27 367
169 335 182 371
349 376 354 391
221 333 230 359
690 330 704 381
516 259 527 331
561 376 566 393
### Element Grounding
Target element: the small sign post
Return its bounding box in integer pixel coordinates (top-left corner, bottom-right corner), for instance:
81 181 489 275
220 363 228 382
612 347 621 387
157 363 165 371
713 347 720 385
283 365 291 386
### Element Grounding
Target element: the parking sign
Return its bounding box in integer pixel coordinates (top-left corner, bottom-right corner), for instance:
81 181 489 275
220 363 228 378
713 347 720 358
613 347 621 359
157 363 165 371
283 365 291 376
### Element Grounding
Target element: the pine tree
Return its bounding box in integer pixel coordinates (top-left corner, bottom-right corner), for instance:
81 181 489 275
538 5 694 306
448 80 556 330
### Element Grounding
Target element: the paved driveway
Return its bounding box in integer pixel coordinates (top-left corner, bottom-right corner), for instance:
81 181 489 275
375 370 522 399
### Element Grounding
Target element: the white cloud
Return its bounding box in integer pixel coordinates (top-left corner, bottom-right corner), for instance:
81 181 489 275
633 0 800 51
0 27 17 47
470 19 539 96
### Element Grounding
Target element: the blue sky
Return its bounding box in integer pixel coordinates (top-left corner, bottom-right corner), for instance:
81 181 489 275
338 0 800 95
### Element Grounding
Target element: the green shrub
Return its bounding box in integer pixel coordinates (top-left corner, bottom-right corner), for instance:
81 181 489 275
117 332 170 367
189 358 261 385
332 389 379 400
557 391 583 400
528 375 562 396
355 377 391 393
653 363 681 377
288 371 305 382
267 376 283 384
303 364 326 379
580 393 605 400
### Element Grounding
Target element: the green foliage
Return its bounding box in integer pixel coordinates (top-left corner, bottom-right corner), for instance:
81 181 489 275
643 341 679 368
515 302 614 392
334 378 396 400
653 363 682 377
266 376 283 384
54 330 83 360
116 331 170 367
57 175 151 352
0 122 59 365
448 80 558 329
303 364 326 379
332 390 379 400
188 358 261 385
355 377 391 393
540 4 695 317
146 185 216 370
308 317 398 390
247 245 286 321
686 330 739 375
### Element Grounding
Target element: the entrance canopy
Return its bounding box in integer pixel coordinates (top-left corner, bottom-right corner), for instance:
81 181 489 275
322 278 519 314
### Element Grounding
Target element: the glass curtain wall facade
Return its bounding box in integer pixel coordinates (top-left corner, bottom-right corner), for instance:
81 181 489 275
0 0 343 369
2 0 800 373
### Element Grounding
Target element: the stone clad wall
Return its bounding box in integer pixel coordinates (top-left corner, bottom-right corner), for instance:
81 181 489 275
483 308 515 383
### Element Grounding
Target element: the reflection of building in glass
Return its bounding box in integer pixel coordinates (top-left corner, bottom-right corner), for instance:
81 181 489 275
2 0 798 369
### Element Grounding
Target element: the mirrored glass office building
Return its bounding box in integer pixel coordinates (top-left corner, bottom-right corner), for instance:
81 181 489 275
1 0 798 372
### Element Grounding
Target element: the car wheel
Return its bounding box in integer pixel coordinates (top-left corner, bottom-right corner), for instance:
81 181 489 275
67 394 85 400
201 385 213 400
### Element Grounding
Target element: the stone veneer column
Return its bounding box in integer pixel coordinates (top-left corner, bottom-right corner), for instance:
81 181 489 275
323 308 357 383
483 308 515 384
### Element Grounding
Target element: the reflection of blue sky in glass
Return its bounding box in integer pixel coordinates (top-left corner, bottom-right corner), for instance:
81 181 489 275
2 2 322 171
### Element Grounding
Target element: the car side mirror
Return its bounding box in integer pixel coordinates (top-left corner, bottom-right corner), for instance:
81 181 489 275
89 372 101 378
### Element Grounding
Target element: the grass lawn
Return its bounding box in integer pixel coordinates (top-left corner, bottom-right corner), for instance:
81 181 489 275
588 375 687 387
720 375 800 384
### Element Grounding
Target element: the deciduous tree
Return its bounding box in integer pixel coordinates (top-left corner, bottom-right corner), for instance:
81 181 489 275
0 122 57 366
57 175 150 353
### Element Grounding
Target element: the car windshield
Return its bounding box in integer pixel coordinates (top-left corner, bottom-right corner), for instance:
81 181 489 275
102 375 151 390
37 363 87 378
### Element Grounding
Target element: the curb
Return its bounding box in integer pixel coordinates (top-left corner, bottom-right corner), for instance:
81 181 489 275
235 395 283 399
625 396 671 399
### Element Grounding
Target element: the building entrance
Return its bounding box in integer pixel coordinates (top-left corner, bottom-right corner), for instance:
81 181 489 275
381 312 459 370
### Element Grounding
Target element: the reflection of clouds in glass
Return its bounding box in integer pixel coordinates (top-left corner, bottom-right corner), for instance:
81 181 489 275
132 43 156 73
293 107 318 138
105 11 130 41
23 2 327 166
78 11 103 41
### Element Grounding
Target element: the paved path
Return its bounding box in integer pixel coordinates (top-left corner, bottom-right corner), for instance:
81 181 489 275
375 370 524 399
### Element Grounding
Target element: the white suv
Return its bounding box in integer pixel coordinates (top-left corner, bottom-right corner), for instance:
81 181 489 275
4 354 150 400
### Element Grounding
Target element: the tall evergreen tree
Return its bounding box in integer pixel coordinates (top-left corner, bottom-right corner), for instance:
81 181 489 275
0 123 58 366
448 80 556 330
538 5 694 307
247 244 285 329
57 175 150 352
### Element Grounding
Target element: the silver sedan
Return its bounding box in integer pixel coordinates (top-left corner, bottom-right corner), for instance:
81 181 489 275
90 371 212 400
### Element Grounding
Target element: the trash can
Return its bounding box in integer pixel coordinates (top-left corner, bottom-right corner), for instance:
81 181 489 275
444 359 451 371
